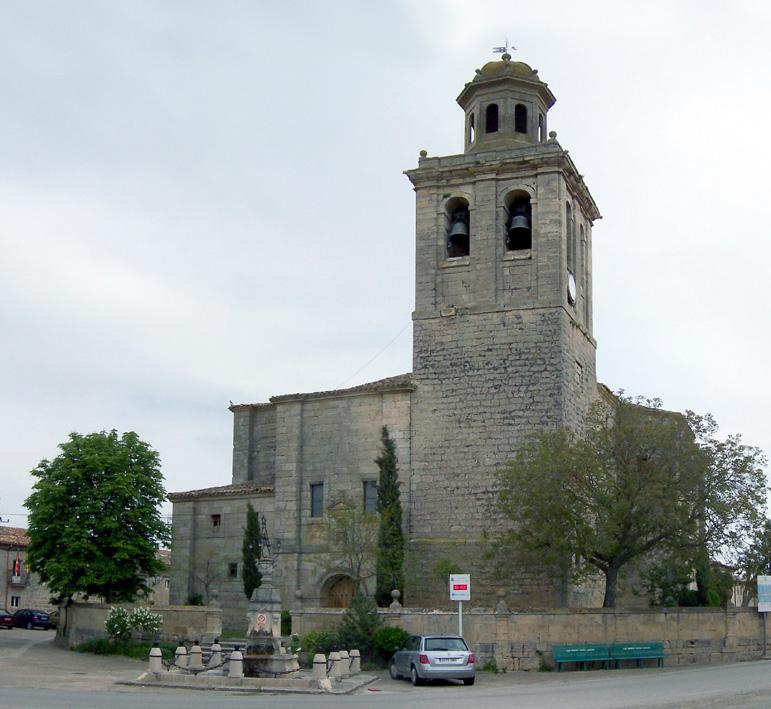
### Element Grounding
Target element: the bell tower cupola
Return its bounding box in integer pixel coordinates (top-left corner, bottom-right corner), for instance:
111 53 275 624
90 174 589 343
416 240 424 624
458 52 555 152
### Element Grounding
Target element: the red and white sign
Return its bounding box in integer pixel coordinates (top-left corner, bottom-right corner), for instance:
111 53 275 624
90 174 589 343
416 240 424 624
449 574 471 601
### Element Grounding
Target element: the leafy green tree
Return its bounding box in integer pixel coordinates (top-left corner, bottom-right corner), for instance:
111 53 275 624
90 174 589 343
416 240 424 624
242 503 263 600
494 395 766 608
25 430 170 603
375 426 405 606
736 519 771 606
324 496 378 594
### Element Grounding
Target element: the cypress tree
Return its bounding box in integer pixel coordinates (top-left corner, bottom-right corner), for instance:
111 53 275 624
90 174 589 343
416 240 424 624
375 426 405 606
242 503 262 600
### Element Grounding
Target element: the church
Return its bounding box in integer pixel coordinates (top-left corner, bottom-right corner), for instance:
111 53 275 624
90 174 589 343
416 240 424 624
169 52 604 631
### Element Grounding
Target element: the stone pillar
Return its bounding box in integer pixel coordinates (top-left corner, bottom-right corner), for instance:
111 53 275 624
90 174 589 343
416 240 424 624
328 651 342 681
339 650 351 678
312 653 327 680
229 647 244 679
148 643 163 674
349 649 361 674
208 638 222 668
188 640 203 671
174 643 188 671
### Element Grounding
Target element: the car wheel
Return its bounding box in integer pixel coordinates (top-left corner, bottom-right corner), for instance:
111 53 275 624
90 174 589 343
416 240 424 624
389 661 400 680
411 665 423 686
463 677 475 686
26 622 32 630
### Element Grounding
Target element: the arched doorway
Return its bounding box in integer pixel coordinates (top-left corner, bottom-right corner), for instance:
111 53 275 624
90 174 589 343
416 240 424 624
321 574 355 608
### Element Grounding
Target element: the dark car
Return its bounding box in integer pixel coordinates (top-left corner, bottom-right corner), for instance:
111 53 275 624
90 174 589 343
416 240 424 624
389 634 475 686
13 608 52 630
0 609 13 629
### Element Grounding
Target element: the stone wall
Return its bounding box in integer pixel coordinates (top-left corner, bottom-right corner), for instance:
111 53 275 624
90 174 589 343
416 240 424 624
58 602 222 647
169 490 276 631
291 606 767 671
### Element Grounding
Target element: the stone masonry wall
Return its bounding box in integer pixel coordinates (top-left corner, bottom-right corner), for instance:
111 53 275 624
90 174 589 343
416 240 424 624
169 491 275 631
292 607 766 671
271 390 412 608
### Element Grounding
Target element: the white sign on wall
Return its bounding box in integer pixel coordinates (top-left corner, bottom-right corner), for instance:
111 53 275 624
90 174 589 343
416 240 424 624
450 573 471 601
758 575 771 612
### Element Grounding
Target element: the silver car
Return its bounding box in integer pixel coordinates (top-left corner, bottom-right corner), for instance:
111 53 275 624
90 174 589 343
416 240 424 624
389 634 475 686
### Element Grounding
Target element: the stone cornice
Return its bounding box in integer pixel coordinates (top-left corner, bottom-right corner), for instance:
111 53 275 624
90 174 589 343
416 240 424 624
405 143 601 223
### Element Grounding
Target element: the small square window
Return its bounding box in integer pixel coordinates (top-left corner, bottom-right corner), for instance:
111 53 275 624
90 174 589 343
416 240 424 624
10 596 20 608
310 483 324 518
228 563 238 578
211 514 221 528
363 481 378 514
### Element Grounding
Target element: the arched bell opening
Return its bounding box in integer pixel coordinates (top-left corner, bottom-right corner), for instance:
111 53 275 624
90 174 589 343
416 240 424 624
485 103 499 134
445 197 470 258
321 574 355 608
514 104 528 134
504 191 532 251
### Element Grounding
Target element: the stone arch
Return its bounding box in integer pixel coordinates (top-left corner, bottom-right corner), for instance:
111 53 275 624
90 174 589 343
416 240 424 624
320 573 356 608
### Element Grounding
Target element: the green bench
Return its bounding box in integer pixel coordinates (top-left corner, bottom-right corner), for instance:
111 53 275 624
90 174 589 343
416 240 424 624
552 643 610 671
610 642 665 668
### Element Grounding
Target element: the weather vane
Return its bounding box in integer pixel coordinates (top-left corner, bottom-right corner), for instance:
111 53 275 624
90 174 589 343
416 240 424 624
493 38 516 56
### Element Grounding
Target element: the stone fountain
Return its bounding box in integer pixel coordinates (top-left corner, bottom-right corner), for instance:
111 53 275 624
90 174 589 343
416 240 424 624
243 546 299 678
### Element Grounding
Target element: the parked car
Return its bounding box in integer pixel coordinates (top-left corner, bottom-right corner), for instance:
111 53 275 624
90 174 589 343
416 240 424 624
0 609 13 629
389 634 475 686
13 608 52 630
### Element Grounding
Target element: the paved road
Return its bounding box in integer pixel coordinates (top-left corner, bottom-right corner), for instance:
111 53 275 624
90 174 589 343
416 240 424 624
3 629 771 708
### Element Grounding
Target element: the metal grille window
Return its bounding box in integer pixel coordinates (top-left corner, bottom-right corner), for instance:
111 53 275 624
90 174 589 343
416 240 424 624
363 480 378 514
310 483 324 518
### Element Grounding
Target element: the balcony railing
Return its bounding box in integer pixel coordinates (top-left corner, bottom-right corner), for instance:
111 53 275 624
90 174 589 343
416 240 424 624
7 571 30 587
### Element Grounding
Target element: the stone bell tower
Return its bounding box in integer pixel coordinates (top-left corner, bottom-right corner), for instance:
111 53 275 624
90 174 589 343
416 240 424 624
404 53 601 606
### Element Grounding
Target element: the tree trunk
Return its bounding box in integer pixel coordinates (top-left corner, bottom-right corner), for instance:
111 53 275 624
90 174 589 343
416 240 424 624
603 566 620 608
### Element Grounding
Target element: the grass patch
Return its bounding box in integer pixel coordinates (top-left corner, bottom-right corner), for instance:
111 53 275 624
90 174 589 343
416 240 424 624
74 638 176 660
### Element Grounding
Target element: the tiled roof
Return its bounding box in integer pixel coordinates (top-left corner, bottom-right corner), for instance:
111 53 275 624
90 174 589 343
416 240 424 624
0 526 29 548
168 481 274 502
229 373 415 410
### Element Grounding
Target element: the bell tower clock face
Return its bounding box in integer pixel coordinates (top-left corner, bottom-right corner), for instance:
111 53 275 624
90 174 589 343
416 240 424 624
567 271 577 305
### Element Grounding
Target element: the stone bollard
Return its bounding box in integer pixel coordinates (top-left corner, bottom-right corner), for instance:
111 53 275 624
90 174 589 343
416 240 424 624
339 650 351 678
188 639 203 671
148 642 164 674
349 649 361 675
174 642 188 671
229 646 244 679
208 638 222 668
312 653 327 681
328 651 342 682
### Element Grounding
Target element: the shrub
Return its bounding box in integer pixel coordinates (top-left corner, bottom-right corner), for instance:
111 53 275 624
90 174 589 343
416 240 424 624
338 593 381 659
299 629 339 667
76 638 175 660
105 607 132 641
372 627 409 661
187 594 204 606
104 606 163 641
281 610 292 636
130 607 162 636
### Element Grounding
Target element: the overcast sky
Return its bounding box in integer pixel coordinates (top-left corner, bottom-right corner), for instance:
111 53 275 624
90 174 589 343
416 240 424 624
2 0 769 527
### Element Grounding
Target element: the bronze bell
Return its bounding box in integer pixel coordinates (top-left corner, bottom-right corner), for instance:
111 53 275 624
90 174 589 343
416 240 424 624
507 211 530 237
449 220 469 239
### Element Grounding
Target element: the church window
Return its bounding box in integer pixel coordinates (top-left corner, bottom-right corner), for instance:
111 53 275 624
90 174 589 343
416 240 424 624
468 113 475 144
505 192 532 251
228 562 238 578
446 198 470 258
164 579 170 589
580 224 588 322
485 103 499 133
211 514 221 528
566 202 575 273
538 113 544 142
310 483 324 518
515 104 527 134
363 480 378 514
